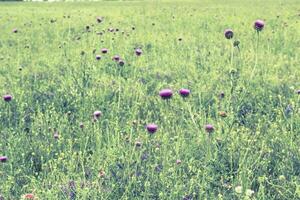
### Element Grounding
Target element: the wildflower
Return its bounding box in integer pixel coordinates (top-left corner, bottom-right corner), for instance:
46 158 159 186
204 124 214 133
179 88 190 97
254 19 265 31
3 94 12 102
159 89 173 99
146 124 158 134
224 29 234 39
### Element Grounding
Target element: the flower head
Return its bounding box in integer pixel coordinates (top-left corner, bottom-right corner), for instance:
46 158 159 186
146 124 158 134
112 55 120 62
179 88 190 97
96 17 103 23
159 89 173 99
23 193 35 199
101 48 108 54
135 48 142 56
118 60 125 66
204 124 214 133
235 186 242 194
79 122 84 129
0 156 8 163
93 111 102 119
95 55 101 60
54 132 59 139
224 29 234 39
3 94 12 102
254 19 265 31
176 159 182 165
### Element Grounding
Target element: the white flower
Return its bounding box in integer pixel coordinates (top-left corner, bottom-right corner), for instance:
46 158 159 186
235 186 242 194
246 189 254 196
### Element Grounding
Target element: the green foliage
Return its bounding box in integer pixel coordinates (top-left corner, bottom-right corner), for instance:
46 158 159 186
0 1 299 199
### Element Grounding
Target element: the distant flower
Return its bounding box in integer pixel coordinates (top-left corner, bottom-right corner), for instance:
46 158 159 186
93 111 102 119
224 29 234 39
12 28 18 33
176 159 182 165
279 175 286 181
246 189 254 197
112 55 120 62
219 91 225 99
79 122 84 129
96 55 101 60
296 90 300 94
179 88 190 97
98 170 105 178
0 156 8 163
96 17 103 23
3 94 12 102
54 131 59 139
235 185 242 194
254 19 265 31
135 141 142 147
118 60 125 66
159 89 173 99
219 111 227 117
146 124 158 134
23 193 35 199
101 48 108 54
204 124 214 133
135 48 142 56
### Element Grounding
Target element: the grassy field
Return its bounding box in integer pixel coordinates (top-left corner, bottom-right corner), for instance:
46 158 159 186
0 1 300 199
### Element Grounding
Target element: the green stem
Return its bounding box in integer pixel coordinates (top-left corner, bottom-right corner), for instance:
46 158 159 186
230 40 234 66
251 31 260 79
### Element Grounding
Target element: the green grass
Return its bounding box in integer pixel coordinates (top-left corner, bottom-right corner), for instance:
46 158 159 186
0 1 300 199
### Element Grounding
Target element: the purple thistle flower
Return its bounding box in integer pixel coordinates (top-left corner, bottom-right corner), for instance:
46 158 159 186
96 17 103 23
95 55 101 60
179 88 190 97
118 60 125 66
0 156 8 163
101 48 108 54
135 48 142 56
135 141 142 147
79 122 84 129
12 28 18 33
219 91 225 99
112 55 120 62
224 29 234 39
3 94 12 102
159 89 173 99
254 19 265 31
93 111 102 119
146 123 158 134
204 124 215 133
54 132 59 139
